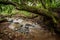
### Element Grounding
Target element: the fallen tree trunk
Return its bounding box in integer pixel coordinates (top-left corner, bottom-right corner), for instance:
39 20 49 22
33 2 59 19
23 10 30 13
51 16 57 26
0 1 58 23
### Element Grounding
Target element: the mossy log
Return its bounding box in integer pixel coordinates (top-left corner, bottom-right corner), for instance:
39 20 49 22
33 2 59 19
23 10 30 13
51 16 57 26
0 1 59 23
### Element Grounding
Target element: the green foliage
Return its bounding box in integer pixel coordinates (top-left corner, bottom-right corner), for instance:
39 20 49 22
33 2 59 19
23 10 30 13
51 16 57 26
0 4 32 17
0 0 60 23
0 4 15 15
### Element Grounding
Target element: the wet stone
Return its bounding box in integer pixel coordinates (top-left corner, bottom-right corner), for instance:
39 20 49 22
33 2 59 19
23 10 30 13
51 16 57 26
0 39 2 40
25 24 33 26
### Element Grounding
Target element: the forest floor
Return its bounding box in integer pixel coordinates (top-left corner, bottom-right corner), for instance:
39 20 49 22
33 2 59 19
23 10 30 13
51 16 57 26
0 14 60 40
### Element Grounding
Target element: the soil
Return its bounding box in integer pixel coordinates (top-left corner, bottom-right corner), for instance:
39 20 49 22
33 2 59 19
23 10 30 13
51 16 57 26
0 14 60 40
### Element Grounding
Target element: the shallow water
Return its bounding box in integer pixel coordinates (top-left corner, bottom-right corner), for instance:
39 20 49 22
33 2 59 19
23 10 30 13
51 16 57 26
0 17 59 40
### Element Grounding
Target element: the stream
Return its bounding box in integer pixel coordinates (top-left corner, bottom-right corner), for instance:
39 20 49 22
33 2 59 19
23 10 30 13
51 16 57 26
0 16 59 40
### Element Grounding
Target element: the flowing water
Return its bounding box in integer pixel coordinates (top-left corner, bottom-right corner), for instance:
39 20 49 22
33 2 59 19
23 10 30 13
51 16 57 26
0 16 59 40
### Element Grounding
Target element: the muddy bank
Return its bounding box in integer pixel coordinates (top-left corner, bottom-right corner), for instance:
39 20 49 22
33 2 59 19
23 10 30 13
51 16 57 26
0 14 59 40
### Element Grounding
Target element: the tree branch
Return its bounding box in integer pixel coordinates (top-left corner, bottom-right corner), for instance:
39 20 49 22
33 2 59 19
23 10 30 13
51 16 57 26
0 1 58 22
